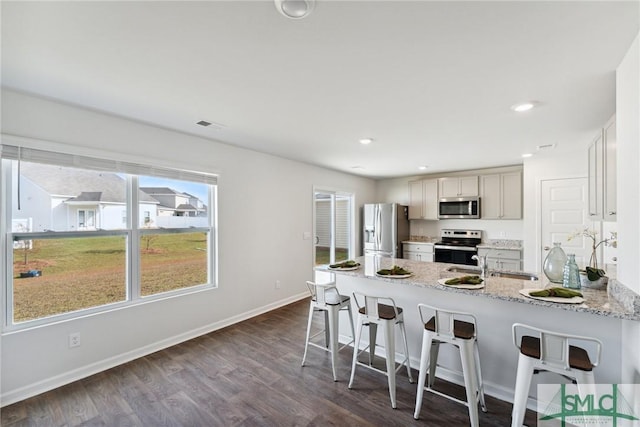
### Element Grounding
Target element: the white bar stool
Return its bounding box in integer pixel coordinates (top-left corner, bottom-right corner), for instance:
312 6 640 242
511 323 602 427
301 281 355 381
414 303 487 426
348 292 413 409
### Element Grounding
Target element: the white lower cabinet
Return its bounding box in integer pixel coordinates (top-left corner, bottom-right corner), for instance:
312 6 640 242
403 243 434 262
477 247 522 271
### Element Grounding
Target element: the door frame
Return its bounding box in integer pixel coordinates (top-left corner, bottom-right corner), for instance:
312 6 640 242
312 186 356 278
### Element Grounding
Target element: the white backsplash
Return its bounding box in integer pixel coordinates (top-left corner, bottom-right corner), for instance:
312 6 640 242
409 219 524 242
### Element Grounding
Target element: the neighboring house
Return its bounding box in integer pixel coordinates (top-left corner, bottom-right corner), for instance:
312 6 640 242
140 187 207 217
13 162 159 232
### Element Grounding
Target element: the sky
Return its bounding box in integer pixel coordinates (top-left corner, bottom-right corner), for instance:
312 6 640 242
139 176 209 204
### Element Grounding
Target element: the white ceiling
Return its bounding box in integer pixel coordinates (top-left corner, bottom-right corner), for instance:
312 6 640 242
2 1 639 179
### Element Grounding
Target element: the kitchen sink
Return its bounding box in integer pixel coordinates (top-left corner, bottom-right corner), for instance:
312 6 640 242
488 271 538 281
446 266 482 275
446 266 538 281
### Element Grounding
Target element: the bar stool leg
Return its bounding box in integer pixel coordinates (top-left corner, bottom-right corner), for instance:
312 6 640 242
327 306 340 381
368 323 378 365
398 320 413 383
301 303 316 367
383 319 397 409
348 315 364 389
347 304 356 344
474 340 487 412
428 341 440 388
414 331 434 420
511 353 535 427
460 339 480 427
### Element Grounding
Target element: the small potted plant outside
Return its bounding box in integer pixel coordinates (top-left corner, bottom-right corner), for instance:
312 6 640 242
567 228 617 289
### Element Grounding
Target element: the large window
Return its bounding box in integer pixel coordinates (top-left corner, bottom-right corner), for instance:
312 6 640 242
1 144 217 329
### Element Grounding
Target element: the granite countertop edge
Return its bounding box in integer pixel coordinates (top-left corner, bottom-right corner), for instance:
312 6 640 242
317 257 639 321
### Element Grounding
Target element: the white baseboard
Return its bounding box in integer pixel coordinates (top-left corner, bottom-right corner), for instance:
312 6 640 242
1 292 309 407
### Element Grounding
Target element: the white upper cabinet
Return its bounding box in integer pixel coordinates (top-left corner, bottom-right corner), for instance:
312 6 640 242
408 179 438 220
480 172 522 219
603 116 617 221
438 176 478 198
588 115 616 221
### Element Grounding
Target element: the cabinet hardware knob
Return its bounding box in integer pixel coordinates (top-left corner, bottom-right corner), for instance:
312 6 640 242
543 246 550 251
608 211 616 215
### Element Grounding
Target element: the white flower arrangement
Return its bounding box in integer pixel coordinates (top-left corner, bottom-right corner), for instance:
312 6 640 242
567 228 617 279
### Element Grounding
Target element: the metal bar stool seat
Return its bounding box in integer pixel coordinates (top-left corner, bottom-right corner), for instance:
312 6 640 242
348 292 413 409
414 303 487 426
301 281 355 381
511 323 602 427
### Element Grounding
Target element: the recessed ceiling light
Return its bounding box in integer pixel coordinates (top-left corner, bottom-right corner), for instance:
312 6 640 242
274 0 315 19
418 165 428 170
522 153 533 158
511 101 538 112
359 138 373 145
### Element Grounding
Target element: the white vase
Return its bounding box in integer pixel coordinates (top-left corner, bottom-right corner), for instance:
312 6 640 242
579 272 608 290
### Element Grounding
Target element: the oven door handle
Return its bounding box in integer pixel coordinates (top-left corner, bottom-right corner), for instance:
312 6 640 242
434 245 478 252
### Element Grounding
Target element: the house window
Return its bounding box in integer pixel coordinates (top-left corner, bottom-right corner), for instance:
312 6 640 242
1 144 218 329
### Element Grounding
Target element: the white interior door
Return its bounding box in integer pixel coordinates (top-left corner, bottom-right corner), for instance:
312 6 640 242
540 178 593 269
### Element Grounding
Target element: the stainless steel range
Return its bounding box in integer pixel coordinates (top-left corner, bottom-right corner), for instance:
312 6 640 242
434 229 482 266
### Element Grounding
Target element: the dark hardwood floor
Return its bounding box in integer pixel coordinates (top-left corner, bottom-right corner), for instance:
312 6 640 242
2 299 537 426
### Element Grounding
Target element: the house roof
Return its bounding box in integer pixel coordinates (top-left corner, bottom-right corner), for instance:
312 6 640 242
140 187 185 196
19 162 158 204
176 203 198 211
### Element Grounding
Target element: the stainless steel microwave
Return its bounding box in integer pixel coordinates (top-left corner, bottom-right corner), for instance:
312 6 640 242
438 197 480 219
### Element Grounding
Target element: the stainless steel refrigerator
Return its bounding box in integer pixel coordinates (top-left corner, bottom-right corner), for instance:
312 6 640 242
363 203 409 258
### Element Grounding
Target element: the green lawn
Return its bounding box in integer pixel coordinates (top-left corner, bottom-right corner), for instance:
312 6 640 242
315 247 349 265
13 233 207 323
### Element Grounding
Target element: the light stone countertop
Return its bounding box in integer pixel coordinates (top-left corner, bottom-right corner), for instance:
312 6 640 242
318 256 639 321
476 239 523 250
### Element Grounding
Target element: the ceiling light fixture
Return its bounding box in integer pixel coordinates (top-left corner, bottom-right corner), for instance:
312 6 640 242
522 153 533 158
418 165 428 170
359 138 373 145
274 0 315 19
511 101 538 112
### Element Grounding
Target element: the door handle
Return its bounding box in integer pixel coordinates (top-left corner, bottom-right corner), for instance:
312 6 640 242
543 246 550 251
315 236 319 244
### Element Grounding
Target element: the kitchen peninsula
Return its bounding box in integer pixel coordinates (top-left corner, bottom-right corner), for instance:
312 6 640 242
317 256 638 405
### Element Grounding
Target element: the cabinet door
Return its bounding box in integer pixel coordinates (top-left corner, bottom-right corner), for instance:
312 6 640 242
604 117 616 221
588 131 604 219
408 180 424 219
480 174 501 219
423 179 439 220
405 252 421 261
438 177 460 198
459 176 479 197
498 259 521 271
501 172 522 219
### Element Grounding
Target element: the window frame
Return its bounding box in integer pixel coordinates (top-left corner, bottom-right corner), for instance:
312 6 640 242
1 144 218 332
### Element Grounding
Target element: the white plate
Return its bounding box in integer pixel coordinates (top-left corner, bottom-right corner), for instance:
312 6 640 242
375 272 412 279
328 265 360 271
519 289 584 304
438 278 485 289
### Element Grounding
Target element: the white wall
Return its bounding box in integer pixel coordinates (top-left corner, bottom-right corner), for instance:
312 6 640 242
0 89 378 404
521 150 588 271
616 32 640 404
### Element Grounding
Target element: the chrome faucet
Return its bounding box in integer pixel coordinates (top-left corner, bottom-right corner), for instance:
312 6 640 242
471 253 489 278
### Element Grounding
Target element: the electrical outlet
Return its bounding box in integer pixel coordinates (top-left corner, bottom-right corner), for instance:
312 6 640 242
69 332 81 348
275 280 281 289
